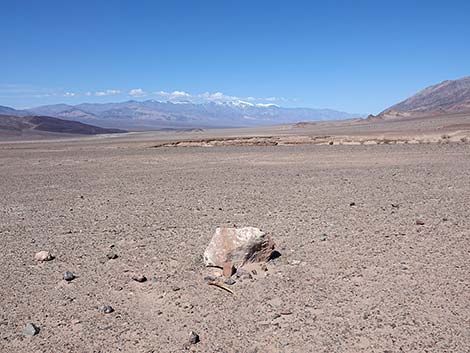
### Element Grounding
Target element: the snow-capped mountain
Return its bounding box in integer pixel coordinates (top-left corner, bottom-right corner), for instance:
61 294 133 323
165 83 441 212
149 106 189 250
2 100 361 130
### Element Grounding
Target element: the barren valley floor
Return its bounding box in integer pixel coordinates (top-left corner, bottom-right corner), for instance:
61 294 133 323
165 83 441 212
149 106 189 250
0 135 469 352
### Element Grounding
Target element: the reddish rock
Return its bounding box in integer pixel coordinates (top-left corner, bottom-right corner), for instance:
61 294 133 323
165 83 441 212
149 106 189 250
222 262 235 277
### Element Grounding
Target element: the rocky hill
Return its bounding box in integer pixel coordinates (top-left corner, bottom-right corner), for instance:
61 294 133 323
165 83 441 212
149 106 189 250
382 76 470 114
0 114 126 138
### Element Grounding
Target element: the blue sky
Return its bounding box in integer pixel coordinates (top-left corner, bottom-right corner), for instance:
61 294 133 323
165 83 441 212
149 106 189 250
1 0 469 113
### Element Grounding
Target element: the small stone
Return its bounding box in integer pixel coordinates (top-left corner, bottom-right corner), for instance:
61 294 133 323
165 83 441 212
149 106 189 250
235 268 252 280
63 271 75 281
172 286 181 291
224 278 236 285
23 323 40 336
260 264 268 272
106 252 118 260
291 260 301 265
34 251 53 262
189 331 200 344
319 234 327 241
391 203 399 208
151 277 158 283
251 269 258 275
416 220 425 225
182 302 194 310
100 305 114 314
132 274 147 283
203 275 216 282
349 202 356 206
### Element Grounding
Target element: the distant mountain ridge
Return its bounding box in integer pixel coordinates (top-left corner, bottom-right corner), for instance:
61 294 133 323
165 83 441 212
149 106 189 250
0 114 125 137
1 100 361 130
382 76 470 115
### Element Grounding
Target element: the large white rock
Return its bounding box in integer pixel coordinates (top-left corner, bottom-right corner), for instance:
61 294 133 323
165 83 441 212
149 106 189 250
203 227 275 267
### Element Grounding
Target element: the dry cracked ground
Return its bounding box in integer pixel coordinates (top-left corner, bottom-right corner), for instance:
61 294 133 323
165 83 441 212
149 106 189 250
0 136 469 352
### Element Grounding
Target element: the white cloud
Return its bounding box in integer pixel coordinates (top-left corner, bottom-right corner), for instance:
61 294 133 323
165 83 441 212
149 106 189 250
256 103 280 108
156 90 191 100
64 92 76 97
95 89 121 97
129 88 146 97
199 91 239 102
153 89 286 106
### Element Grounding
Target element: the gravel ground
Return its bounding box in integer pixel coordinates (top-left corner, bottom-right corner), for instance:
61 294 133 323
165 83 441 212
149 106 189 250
0 139 469 352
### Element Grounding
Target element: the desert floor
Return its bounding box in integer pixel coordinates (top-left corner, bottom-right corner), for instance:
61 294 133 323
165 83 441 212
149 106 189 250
0 134 469 352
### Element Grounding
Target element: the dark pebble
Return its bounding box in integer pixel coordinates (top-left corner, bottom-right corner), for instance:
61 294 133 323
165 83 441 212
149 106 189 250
63 271 75 281
203 275 216 282
106 252 118 260
224 278 236 285
132 274 147 283
100 305 114 314
189 331 200 344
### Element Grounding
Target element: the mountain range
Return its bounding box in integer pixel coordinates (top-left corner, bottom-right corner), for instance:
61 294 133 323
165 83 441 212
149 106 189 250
0 101 361 130
2 75 470 136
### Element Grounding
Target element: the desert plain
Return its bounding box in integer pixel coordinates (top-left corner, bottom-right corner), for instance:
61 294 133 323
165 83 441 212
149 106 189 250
0 114 469 352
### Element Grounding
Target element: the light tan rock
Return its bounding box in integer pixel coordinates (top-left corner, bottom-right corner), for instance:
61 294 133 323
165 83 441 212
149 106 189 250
203 227 275 267
34 251 53 262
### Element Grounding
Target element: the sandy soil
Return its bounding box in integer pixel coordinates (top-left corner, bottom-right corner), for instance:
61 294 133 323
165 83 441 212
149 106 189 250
0 132 469 352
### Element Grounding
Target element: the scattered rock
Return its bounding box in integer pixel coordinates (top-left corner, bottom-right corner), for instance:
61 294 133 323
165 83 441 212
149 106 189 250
416 220 425 225
63 271 75 281
106 252 118 260
203 227 276 267
251 269 257 275
235 268 253 280
189 331 200 344
100 305 114 314
224 277 236 285
203 275 216 282
260 263 268 272
391 203 399 208
34 251 53 262
319 234 327 241
151 277 158 283
23 323 40 336
349 202 356 206
132 274 147 283
291 260 301 265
